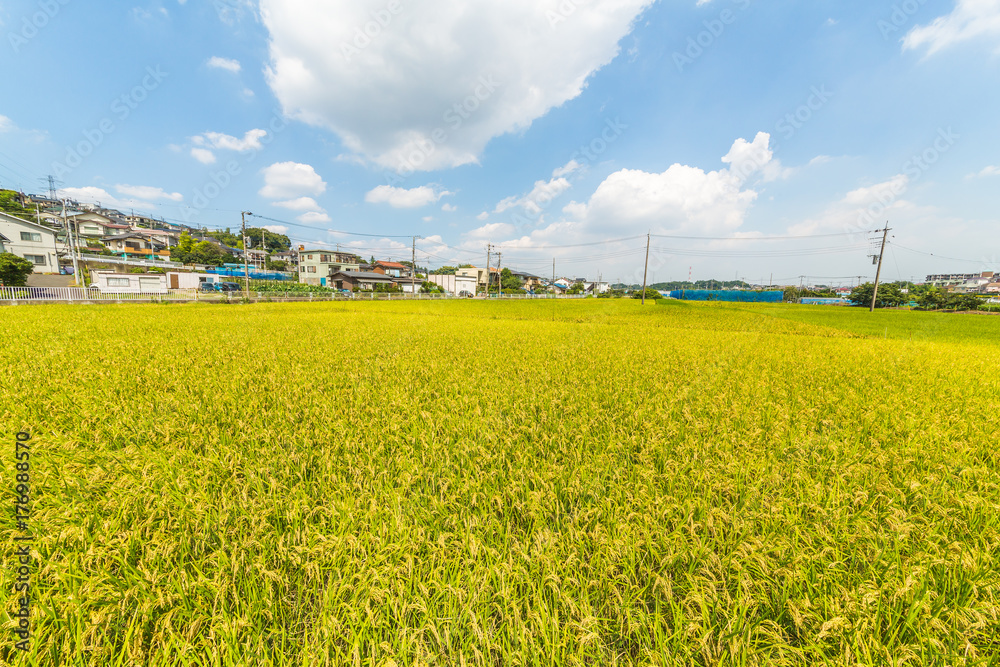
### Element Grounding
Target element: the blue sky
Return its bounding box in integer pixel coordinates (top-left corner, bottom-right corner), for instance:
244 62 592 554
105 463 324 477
0 0 997 285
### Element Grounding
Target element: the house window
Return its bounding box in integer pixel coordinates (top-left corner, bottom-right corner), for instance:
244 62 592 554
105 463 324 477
107 277 130 286
308 266 316 273
24 254 46 265
138 277 160 289
20 232 42 243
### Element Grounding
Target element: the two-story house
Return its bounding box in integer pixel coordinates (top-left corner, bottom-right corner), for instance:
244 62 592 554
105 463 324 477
100 233 169 259
298 249 362 286
0 212 61 275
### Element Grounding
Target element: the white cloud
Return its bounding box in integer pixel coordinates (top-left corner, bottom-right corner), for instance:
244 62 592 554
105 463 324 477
260 0 655 170
423 216 434 222
904 0 1000 55
552 159 582 178
469 132 781 259
61 186 155 212
495 177 572 216
114 184 183 202
274 196 324 212
970 165 1000 177
365 185 451 208
193 129 267 152
466 221 516 239
788 175 913 236
299 211 332 224
442 203 457 212
477 212 489 221
0 115 13 132
190 148 217 164
207 56 242 73
259 161 327 199
263 225 288 234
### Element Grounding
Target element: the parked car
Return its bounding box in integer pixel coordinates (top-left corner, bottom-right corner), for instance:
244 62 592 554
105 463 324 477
458 290 474 298
217 282 241 292
198 283 217 292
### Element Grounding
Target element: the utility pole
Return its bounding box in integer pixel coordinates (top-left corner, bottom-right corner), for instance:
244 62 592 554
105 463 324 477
411 236 421 298
869 225 891 313
484 243 492 296
241 211 252 299
497 251 502 298
63 200 80 285
641 233 650 305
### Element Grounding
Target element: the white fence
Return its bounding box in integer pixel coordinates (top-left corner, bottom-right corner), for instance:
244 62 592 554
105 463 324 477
0 287 590 303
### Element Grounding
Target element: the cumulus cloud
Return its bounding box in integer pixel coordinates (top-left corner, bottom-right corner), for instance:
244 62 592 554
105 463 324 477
788 175 913 236
365 185 452 208
194 129 267 152
969 165 1000 177
61 186 155 211
263 225 289 234
299 211 332 224
260 0 655 170
0 115 13 132
114 184 183 202
207 56 242 73
904 0 1000 55
190 148 217 164
274 196 324 212
562 132 781 237
259 162 327 199
442 203 457 212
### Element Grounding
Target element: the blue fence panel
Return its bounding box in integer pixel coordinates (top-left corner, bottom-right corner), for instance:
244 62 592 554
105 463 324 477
668 290 784 303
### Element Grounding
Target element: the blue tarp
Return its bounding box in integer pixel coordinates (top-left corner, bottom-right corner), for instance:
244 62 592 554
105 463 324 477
669 289 784 303
206 268 292 280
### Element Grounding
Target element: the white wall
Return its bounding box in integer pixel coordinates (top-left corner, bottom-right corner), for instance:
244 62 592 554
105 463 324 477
427 274 478 294
91 271 168 294
0 213 61 274
166 272 217 289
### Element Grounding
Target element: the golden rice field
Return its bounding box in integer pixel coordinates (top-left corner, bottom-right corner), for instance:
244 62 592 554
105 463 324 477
2 299 1000 666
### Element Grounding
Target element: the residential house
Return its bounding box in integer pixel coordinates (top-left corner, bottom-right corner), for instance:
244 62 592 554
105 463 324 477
0 232 8 253
329 270 396 291
269 249 299 269
298 249 362 286
586 281 611 295
372 260 413 278
456 266 488 291
100 233 170 260
510 271 544 292
0 212 61 275
985 282 1000 294
426 273 478 295
130 228 180 249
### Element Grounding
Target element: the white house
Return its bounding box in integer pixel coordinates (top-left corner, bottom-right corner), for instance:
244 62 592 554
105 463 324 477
90 270 168 294
0 212 61 275
426 273 478 295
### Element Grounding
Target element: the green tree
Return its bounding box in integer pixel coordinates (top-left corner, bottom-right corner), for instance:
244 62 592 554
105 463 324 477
500 268 522 291
848 282 907 308
0 252 34 286
630 287 662 300
567 282 585 295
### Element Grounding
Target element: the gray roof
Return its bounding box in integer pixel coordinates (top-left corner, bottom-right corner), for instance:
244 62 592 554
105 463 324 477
0 232 9 242
334 271 396 280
